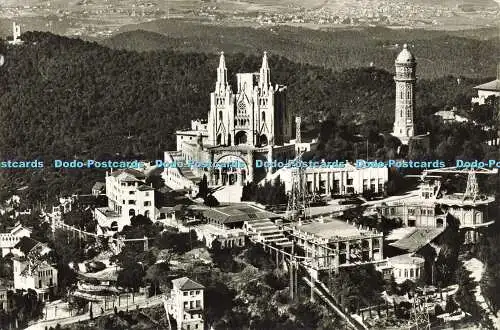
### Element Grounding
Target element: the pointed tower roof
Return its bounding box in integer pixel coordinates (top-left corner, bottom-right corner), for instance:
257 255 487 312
261 51 269 69
396 44 415 64
218 51 226 69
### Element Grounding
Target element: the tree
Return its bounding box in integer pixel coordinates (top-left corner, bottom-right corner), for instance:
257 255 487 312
204 194 219 207
130 214 153 227
117 262 145 299
10 289 44 328
455 266 483 323
434 214 463 287
154 230 194 254
197 174 209 199
445 295 458 313
209 240 241 273
329 264 384 313
144 261 170 296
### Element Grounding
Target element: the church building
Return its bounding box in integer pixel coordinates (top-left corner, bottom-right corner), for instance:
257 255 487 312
163 52 314 195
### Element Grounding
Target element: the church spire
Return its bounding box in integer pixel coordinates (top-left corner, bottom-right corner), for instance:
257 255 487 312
216 51 227 93
259 51 270 89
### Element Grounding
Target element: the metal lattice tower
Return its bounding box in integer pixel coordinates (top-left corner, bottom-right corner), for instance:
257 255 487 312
286 153 309 223
464 171 479 202
409 293 431 330
295 116 302 144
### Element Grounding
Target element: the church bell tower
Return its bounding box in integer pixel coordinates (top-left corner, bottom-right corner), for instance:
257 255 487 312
393 44 416 145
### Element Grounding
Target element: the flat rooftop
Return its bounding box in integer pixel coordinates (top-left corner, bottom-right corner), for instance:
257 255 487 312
176 130 208 136
438 194 495 206
296 218 377 240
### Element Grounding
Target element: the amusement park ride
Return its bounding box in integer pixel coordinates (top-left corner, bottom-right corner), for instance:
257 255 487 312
408 166 498 202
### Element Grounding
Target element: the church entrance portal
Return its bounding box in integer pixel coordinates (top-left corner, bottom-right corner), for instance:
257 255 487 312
213 155 249 186
235 131 248 145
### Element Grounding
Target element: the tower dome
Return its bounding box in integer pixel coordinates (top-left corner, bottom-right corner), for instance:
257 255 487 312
396 44 415 64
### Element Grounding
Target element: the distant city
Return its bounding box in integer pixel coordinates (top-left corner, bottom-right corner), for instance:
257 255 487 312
0 2 498 329
0 0 499 39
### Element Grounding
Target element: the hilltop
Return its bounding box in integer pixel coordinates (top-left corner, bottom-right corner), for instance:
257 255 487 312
0 32 486 202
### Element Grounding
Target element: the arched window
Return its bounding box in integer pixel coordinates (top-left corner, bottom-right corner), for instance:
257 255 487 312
260 135 268 147
216 134 222 145
262 111 266 122
218 111 223 121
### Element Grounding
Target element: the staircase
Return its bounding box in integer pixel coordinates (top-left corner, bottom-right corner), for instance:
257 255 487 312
245 219 293 248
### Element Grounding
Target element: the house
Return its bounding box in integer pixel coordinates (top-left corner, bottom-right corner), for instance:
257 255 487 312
387 253 425 284
92 182 106 196
13 258 58 301
0 223 32 257
94 169 156 231
11 237 57 301
472 64 500 105
164 277 204 330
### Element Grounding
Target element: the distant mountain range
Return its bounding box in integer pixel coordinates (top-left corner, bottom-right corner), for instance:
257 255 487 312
101 21 499 79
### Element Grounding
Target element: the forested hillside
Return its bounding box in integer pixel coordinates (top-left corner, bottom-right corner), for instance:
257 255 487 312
0 32 488 202
104 22 499 79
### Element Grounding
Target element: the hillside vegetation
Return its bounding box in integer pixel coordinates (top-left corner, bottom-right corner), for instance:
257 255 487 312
0 32 488 202
103 21 499 79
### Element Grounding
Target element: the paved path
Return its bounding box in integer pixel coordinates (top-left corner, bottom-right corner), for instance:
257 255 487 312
26 295 163 330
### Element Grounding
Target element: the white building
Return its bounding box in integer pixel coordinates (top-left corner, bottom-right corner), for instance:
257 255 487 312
194 224 245 249
434 110 468 123
290 217 384 279
8 22 23 45
472 64 500 105
13 259 57 301
12 237 57 301
165 277 204 330
388 253 425 284
0 224 32 257
377 174 495 242
94 169 156 231
267 162 388 196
